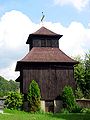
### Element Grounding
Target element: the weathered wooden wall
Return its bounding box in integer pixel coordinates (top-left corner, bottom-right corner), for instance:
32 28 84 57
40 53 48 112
29 38 59 50
21 64 76 100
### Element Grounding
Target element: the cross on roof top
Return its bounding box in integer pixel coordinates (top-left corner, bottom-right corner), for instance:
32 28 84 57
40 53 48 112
41 12 45 24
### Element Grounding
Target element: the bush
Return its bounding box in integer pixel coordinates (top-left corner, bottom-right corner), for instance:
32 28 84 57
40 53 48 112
60 108 69 114
81 108 90 113
27 80 41 112
62 86 77 112
5 92 23 110
71 105 82 113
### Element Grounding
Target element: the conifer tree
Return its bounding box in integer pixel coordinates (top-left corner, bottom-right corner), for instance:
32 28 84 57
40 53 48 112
27 80 41 112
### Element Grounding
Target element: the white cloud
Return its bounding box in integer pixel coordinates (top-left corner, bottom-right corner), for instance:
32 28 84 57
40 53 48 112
43 21 90 56
0 10 36 80
54 0 90 11
0 10 33 50
59 22 89 56
0 62 19 80
0 10 90 80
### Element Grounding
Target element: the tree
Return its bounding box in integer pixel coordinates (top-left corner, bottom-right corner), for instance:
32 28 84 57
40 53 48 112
74 56 85 94
9 80 19 92
62 86 77 112
74 51 90 98
5 92 23 110
84 51 90 98
0 76 19 97
27 80 41 112
75 87 84 99
0 76 10 96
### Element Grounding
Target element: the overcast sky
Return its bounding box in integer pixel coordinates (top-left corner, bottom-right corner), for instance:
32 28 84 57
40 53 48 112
0 0 90 80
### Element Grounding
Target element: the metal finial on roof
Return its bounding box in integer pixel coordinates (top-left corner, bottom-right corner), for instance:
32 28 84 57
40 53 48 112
41 12 45 24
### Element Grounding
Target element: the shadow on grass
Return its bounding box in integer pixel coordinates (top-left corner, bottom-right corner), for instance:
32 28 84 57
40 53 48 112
48 113 90 120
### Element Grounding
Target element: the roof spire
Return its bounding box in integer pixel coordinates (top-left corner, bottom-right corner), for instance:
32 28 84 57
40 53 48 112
40 12 45 25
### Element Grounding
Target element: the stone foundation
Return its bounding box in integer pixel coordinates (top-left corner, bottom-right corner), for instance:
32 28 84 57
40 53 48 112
41 100 45 112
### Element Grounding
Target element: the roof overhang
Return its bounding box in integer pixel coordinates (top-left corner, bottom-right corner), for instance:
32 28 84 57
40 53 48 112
15 61 78 71
15 76 21 82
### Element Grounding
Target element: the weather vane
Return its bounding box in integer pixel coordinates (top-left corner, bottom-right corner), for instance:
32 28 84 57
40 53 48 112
41 12 45 25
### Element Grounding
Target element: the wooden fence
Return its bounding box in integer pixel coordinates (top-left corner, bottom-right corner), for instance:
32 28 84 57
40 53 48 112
76 99 90 108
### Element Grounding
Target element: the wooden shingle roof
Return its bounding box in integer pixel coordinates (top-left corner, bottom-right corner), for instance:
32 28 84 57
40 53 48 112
32 27 60 36
26 27 62 44
18 47 78 63
16 26 78 71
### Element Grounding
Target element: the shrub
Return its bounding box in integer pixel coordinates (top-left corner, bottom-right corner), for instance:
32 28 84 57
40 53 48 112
62 86 77 112
81 108 90 113
5 92 23 110
60 108 69 114
27 80 41 112
71 105 82 113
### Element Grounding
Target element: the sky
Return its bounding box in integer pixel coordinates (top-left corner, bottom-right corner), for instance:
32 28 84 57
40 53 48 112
0 0 90 80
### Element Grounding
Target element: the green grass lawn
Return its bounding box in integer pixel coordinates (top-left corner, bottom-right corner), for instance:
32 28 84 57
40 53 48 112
0 109 90 120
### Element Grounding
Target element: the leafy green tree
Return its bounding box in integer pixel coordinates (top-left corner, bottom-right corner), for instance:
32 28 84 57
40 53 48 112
84 51 90 98
75 87 84 99
9 80 19 92
74 56 85 94
5 92 23 110
0 76 10 96
74 51 90 98
27 80 41 112
0 76 19 97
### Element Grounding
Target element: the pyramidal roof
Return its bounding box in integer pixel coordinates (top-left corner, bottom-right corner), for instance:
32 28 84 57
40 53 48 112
32 26 60 36
16 26 78 71
15 47 78 71
26 26 62 44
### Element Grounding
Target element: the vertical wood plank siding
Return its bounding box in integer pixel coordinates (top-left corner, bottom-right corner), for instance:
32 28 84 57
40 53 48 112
22 65 75 100
30 38 59 49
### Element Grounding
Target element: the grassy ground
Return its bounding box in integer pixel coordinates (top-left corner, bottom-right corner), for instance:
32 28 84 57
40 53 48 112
0 109 90 120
